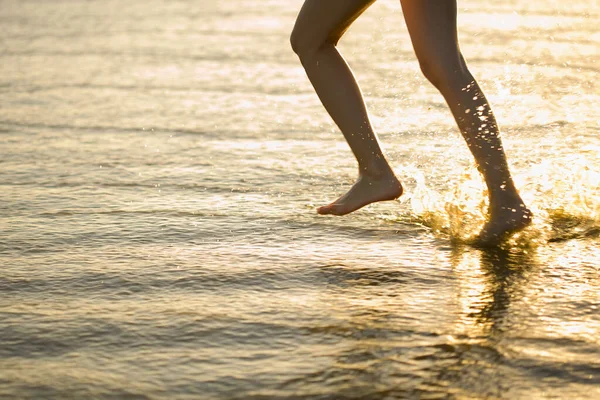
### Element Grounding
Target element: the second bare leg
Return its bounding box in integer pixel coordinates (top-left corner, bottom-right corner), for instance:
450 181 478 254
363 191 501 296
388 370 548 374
400 0 532 245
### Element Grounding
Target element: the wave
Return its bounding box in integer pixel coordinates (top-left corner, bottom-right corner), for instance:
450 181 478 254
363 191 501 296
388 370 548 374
0 120 212 137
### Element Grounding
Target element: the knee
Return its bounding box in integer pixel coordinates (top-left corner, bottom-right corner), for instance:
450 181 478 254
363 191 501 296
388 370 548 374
290 28 335 61
289 30 305 57
417 54 468 91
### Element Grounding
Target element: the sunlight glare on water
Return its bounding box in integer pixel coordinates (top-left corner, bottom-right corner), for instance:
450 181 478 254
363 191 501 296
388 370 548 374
397 153 600 247
0 0 599 399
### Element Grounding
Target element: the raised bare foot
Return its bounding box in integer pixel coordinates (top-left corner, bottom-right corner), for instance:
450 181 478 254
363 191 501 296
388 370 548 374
317 173 403 216
473 204 533 247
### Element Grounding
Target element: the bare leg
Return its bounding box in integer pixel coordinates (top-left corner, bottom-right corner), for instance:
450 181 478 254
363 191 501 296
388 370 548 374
400 0 532 246
291 0 403 216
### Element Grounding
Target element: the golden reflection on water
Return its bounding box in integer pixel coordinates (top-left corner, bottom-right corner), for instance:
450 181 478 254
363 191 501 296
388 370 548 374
2 0 599 397
451 246 535 338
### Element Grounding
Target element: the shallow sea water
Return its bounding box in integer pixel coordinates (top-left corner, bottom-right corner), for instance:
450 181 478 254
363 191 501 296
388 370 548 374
1 0 599 399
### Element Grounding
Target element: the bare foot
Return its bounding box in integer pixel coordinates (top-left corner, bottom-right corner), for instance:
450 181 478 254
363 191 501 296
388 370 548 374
317 173 403 216
473 204 533 247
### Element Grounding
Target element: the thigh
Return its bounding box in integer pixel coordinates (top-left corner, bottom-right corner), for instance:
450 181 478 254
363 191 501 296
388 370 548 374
291 0 376 51
399 0 463 67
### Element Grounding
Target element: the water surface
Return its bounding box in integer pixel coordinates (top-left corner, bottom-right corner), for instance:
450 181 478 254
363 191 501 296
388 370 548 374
1 0 599 398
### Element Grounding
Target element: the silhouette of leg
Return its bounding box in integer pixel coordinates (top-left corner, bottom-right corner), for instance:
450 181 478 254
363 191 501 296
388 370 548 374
400 0 532 245
291 0 403 215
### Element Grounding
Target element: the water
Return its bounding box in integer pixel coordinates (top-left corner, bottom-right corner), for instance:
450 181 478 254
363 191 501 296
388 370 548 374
1 0 599 398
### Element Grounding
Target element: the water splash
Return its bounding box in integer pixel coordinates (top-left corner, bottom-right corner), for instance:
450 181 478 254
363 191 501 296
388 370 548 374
518 156 600 243
386 157 600 248
404 164 489 244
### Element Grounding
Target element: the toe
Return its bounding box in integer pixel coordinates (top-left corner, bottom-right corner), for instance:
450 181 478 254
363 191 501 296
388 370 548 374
317 203 349 216
317 205 333 215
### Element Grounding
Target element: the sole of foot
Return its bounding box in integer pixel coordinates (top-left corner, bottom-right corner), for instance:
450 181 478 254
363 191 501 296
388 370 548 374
471 206 534 248
317 174 403 216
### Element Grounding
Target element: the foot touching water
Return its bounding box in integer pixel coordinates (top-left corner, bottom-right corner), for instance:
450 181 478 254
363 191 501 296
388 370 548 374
317 173 403 216
473 204 533 247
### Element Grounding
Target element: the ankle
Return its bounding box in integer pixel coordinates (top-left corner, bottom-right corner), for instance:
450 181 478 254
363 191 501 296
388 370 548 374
488 200 528 216
358 160 395 179
488 184 524 208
